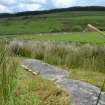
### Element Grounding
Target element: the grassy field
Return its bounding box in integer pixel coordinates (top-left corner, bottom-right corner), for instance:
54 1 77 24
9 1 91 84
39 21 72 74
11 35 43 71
0 10 105 104
1 32 105 44
70 69 105 90
0 11 105 34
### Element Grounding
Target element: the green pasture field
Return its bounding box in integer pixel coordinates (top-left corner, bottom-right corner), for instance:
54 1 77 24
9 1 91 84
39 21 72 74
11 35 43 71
0 11 105 34
1 32 105 44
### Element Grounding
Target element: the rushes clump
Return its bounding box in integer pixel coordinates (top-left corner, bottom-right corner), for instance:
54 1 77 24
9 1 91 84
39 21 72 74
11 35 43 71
10 40 105 73
0 39 18 105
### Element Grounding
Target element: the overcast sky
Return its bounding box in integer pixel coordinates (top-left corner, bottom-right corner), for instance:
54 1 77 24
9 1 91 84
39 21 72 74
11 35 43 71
0 0 105 13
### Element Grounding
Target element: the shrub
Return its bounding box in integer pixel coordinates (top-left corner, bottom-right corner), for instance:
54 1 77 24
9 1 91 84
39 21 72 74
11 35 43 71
71 25 83 32
50 28 61 33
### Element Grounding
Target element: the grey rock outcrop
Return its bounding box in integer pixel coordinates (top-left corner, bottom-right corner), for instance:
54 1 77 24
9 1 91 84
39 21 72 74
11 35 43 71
22 59 105 105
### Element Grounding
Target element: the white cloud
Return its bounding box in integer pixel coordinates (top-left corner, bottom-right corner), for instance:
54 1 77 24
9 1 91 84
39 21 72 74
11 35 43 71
0 0 105 13
14 3 42 12
0 4 12 13
52 0 75 8
20 0 47 4
0 0 17 6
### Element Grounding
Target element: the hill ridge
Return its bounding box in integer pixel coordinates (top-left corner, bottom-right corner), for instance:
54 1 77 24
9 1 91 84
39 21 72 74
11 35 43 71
0 6 105 18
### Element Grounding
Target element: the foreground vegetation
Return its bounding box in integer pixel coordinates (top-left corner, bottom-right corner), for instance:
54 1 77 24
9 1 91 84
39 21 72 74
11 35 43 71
14 67 70 105
0 40 70 105
10 41 105 90
0 11 105 34
0 40 18 105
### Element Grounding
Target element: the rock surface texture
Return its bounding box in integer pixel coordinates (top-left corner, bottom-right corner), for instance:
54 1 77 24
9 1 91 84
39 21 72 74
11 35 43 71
22 59 105 105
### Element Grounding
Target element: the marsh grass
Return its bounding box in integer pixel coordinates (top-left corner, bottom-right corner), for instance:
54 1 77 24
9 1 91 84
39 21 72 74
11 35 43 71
14 66 70 105
0 39 18 105
10 41 105 73
0 39 71 105
10 40 105 90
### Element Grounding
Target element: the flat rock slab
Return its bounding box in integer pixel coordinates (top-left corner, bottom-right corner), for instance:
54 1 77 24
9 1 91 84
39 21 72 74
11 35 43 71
22 59 105 105
56 79 105 105
22 59 69 80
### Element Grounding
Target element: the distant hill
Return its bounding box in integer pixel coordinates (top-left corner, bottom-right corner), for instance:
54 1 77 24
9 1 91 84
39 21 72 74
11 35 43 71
0 6 105 35
0 6 105 18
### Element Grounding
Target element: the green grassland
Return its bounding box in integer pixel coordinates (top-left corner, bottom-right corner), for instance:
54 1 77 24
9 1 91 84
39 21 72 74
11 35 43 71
0 11 105 44
1 32 105 44
16 32 105 43
0 11 105 34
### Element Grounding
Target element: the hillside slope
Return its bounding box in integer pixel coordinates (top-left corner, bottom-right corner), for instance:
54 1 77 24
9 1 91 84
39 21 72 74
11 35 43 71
0 6 105 35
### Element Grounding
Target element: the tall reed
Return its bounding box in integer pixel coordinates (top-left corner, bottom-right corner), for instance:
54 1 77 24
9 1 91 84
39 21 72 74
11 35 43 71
0 39 18 105
10 40 105 73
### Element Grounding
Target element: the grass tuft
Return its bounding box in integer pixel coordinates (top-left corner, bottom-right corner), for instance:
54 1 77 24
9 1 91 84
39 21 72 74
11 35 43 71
0 39 18 105
10 41 105 73
10 40 105 90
